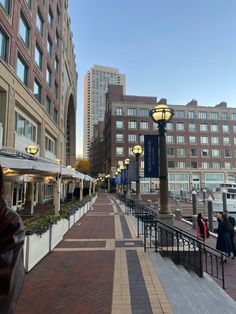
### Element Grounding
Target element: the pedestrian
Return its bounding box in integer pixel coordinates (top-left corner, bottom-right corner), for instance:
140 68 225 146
0 165 25 313
216 213 232 263
225 211 236 259
197 212 209 241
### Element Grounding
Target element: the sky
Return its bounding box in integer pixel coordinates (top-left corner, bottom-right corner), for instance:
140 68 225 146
68 0 236 156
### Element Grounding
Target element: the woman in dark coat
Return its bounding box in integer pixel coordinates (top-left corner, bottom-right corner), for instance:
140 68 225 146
0 165 25 313
216 213 232 262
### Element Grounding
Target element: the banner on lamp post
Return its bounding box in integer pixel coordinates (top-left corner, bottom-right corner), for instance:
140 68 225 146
128 160 136 182
144 135 159 178
121 169 127 184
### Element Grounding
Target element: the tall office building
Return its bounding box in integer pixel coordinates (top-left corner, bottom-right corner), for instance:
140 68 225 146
83 64 125 158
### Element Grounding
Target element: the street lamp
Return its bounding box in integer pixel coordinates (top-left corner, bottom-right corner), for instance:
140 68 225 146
124 158 130 195
25 144 38 155
149 104 174 221
132 145 143 200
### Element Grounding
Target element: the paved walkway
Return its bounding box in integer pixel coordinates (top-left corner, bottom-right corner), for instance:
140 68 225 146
15 194 173 314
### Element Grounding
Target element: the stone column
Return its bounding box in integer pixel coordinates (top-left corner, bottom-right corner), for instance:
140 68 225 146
53 175 61 215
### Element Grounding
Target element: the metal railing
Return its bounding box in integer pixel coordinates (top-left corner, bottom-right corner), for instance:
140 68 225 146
118 194 226 289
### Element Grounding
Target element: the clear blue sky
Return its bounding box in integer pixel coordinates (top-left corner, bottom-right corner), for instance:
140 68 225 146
68 0 236 156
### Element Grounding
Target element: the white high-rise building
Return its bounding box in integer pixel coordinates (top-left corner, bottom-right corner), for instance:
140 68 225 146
83 64 126 158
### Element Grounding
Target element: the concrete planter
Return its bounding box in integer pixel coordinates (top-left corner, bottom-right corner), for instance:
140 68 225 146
24 231 50 272
49 220 65 251
68 214 75 229
74 209 80 223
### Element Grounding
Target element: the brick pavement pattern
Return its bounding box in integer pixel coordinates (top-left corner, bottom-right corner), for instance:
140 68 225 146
14 193 173 314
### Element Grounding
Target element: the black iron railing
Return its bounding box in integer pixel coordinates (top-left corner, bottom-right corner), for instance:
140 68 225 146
118 194 226 289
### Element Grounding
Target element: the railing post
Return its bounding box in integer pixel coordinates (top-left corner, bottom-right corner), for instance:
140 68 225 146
155 222 157 252
199 242 203 277
144 221 146 252
176 232 180 264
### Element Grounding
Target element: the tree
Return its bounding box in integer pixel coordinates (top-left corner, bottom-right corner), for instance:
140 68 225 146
75 157 89 174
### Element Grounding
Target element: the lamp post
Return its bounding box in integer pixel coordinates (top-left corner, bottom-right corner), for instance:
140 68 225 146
132 145 143 200
149 104 174 223
54 159 62 214
124 158 130 195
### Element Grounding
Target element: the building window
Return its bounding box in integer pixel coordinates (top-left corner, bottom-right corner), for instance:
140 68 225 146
223 137 230 145
47 36 52 57
232 113 236 121
36 9 44 36
210 112 218 120
140 121 148 129
177 161 186 168
211 124 218 132
176 122 184 131
188 111 194 119
189 123 196 131
0 0 11 14
45 136 54 153
25 0 32 9
53 107 58 123
54 81 58 99
212 149 220 157
199 112 207 119
35 43 42 70
202 162 209 169
34 79 42 102
212 162 221 169
116 147 124 156
16 54 28 85
168 161 175 168
189 136 196 144
0 27 9 61
116 133 124 142
166 135 173 143
221 113 227 120
127 108 137 116
139 109 149 117
224 149 231 157
166 122 173 130
116 107 123 115
140 135 144 142
191 161 198 168
200 123 208 131
225 162 231 169
176 110 185 118
202 149 209 157
19 13 30 47
116 121 123 129
211 137 219 144
200 137 208 144
176 148 185 156
15 111 36 141
190 148 197 156
128 134 137 142
222 125 229 132
46 65 52 86
46 96 51 115
176 136 184 143
167 148 174 156
48 6 53 28
128 121 137 129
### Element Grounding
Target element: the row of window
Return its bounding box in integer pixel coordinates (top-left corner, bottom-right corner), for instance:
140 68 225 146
167 147 233 158
116 107 150 117
175 110 236 120
116 120 152 129
166 135 234 145
167 160 233 170
169 122 236 133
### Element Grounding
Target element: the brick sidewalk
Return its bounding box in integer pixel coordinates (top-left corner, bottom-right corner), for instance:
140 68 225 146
14 193 172 314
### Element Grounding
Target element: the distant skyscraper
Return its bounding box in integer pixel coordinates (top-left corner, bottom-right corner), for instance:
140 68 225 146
83 64 126 158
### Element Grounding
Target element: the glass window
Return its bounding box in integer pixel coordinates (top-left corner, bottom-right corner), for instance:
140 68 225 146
176 148 185 156
46 96 51 115
0 27 8 61
140 121 148 129
200 137 208 144
188 111 194 118
224 149 231 157
46 65 52 86
232 113 236 121
191 161 198 168
202 149 209 157
127 108 137 116
177 136 185 143
189 136 196 144
225 162 231 169
139 109 149 117
166 135 173 143
116 120 123 129
176 122 184 131
168 161 175 168
176 110 185 118
48 7 53 28
25 0 32 9
47 36 52 57
167 148 174 156
222 125 229 132
116 107 123 115
45 136 54 153
128 121 137 129
116 147 124 156
190 148 197 156
177 161 185 168
209 112 218 120
35 43 42 70
212 149 220 157
16 55 28 85
221 113 227 120
233 125 236 132
36 10 44 36
128 134 137 142
211 124 218 132
116 133 123 142
53 107 58 123
189 123 196 131
15 111 36 141
200 123 208 131
211 137 219 144
202 162 209 169
198 112 207 119
0 0 10 14
140 135 144 142
54 81 58 99
166 122 173 130
34 79 42 102
19 13 30 47
212 162 221 169
223 137 230 145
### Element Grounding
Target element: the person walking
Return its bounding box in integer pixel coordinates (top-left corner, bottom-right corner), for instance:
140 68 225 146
0 165 25 313
216 212 232 263
225 211 236 259
197 212 209 241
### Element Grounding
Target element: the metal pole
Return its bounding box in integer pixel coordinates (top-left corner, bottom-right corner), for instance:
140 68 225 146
192 190 197 215
222 191 227 212
207 196 213 232
203 189 206 205
136 155 141 200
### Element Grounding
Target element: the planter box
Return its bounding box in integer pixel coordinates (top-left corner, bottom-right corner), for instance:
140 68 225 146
74 209 80 223
68 214 75 229
24 230 50 272
49 220 65 251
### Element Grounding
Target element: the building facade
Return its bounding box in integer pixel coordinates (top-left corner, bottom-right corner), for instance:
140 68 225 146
103 85 236 193
0 0 77 207
83 64 125 158
89 121 104 177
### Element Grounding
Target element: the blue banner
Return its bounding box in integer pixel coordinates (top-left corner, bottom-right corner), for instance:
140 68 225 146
115 175 118 186
144 135 159 178
121 169 127 184
128 160 136 181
